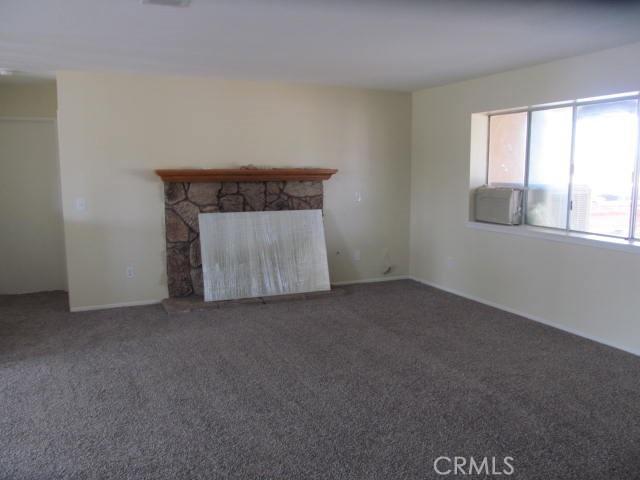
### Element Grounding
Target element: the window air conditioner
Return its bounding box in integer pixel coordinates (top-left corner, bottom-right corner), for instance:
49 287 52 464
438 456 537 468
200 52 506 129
474 186 523 225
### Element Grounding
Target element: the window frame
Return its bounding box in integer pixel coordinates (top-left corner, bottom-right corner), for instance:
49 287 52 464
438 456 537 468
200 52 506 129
486 92 640 241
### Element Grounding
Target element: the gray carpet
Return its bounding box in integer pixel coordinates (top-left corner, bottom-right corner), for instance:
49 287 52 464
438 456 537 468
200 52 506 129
1 280 639 479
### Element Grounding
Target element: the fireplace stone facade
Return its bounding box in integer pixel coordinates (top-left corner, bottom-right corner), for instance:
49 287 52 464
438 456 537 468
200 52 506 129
164 181 323 297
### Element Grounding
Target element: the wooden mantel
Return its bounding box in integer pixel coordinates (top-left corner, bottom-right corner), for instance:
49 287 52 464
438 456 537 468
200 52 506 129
155 167 338 183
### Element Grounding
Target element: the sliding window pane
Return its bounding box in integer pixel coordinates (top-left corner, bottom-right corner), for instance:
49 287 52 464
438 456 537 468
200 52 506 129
526 107 573 229
570 99 638 237
488 112 527 185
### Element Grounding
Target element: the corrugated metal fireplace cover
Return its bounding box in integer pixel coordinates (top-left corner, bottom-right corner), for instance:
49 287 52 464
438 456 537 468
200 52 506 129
199 210 330 302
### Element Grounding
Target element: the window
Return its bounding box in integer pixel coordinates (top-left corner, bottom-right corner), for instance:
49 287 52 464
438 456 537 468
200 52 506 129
526 107 572 229
487 112 527 185
486 93 640 241
571 100 637 237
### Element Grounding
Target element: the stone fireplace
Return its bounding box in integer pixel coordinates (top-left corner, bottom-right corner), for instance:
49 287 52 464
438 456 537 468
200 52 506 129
156 168 337 297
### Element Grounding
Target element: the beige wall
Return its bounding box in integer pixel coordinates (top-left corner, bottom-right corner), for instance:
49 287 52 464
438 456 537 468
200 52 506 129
56 71 411 310
0 81 58 118
0 81 66 294
411 42 640 355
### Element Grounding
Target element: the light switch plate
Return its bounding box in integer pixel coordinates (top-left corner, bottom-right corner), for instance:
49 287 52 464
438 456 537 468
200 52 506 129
74 197 87 212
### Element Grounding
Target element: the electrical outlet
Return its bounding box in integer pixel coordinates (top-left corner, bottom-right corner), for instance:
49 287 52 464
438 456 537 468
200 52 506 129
353 249 361 262
126 265 135 279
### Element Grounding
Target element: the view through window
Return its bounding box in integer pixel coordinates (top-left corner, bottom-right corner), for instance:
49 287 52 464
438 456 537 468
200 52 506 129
487 94 640 240
487 112 527 185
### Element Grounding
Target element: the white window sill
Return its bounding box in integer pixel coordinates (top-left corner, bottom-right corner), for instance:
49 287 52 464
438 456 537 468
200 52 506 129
466 221 640 254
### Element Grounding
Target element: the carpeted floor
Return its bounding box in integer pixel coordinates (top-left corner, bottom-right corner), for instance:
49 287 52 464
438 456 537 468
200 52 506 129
1 280 639 479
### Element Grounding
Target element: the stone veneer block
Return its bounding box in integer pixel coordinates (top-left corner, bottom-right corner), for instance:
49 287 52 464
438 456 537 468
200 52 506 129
188 182 221 206
167 243 192 296
199 210 330 302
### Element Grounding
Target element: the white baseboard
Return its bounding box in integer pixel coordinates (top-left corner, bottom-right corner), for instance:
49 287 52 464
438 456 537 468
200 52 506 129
409 276 639 357
70 299 161 312
331 275 410 286
69 277 411 312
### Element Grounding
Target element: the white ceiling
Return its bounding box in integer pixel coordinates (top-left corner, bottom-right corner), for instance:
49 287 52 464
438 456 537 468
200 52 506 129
2 0 640 91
